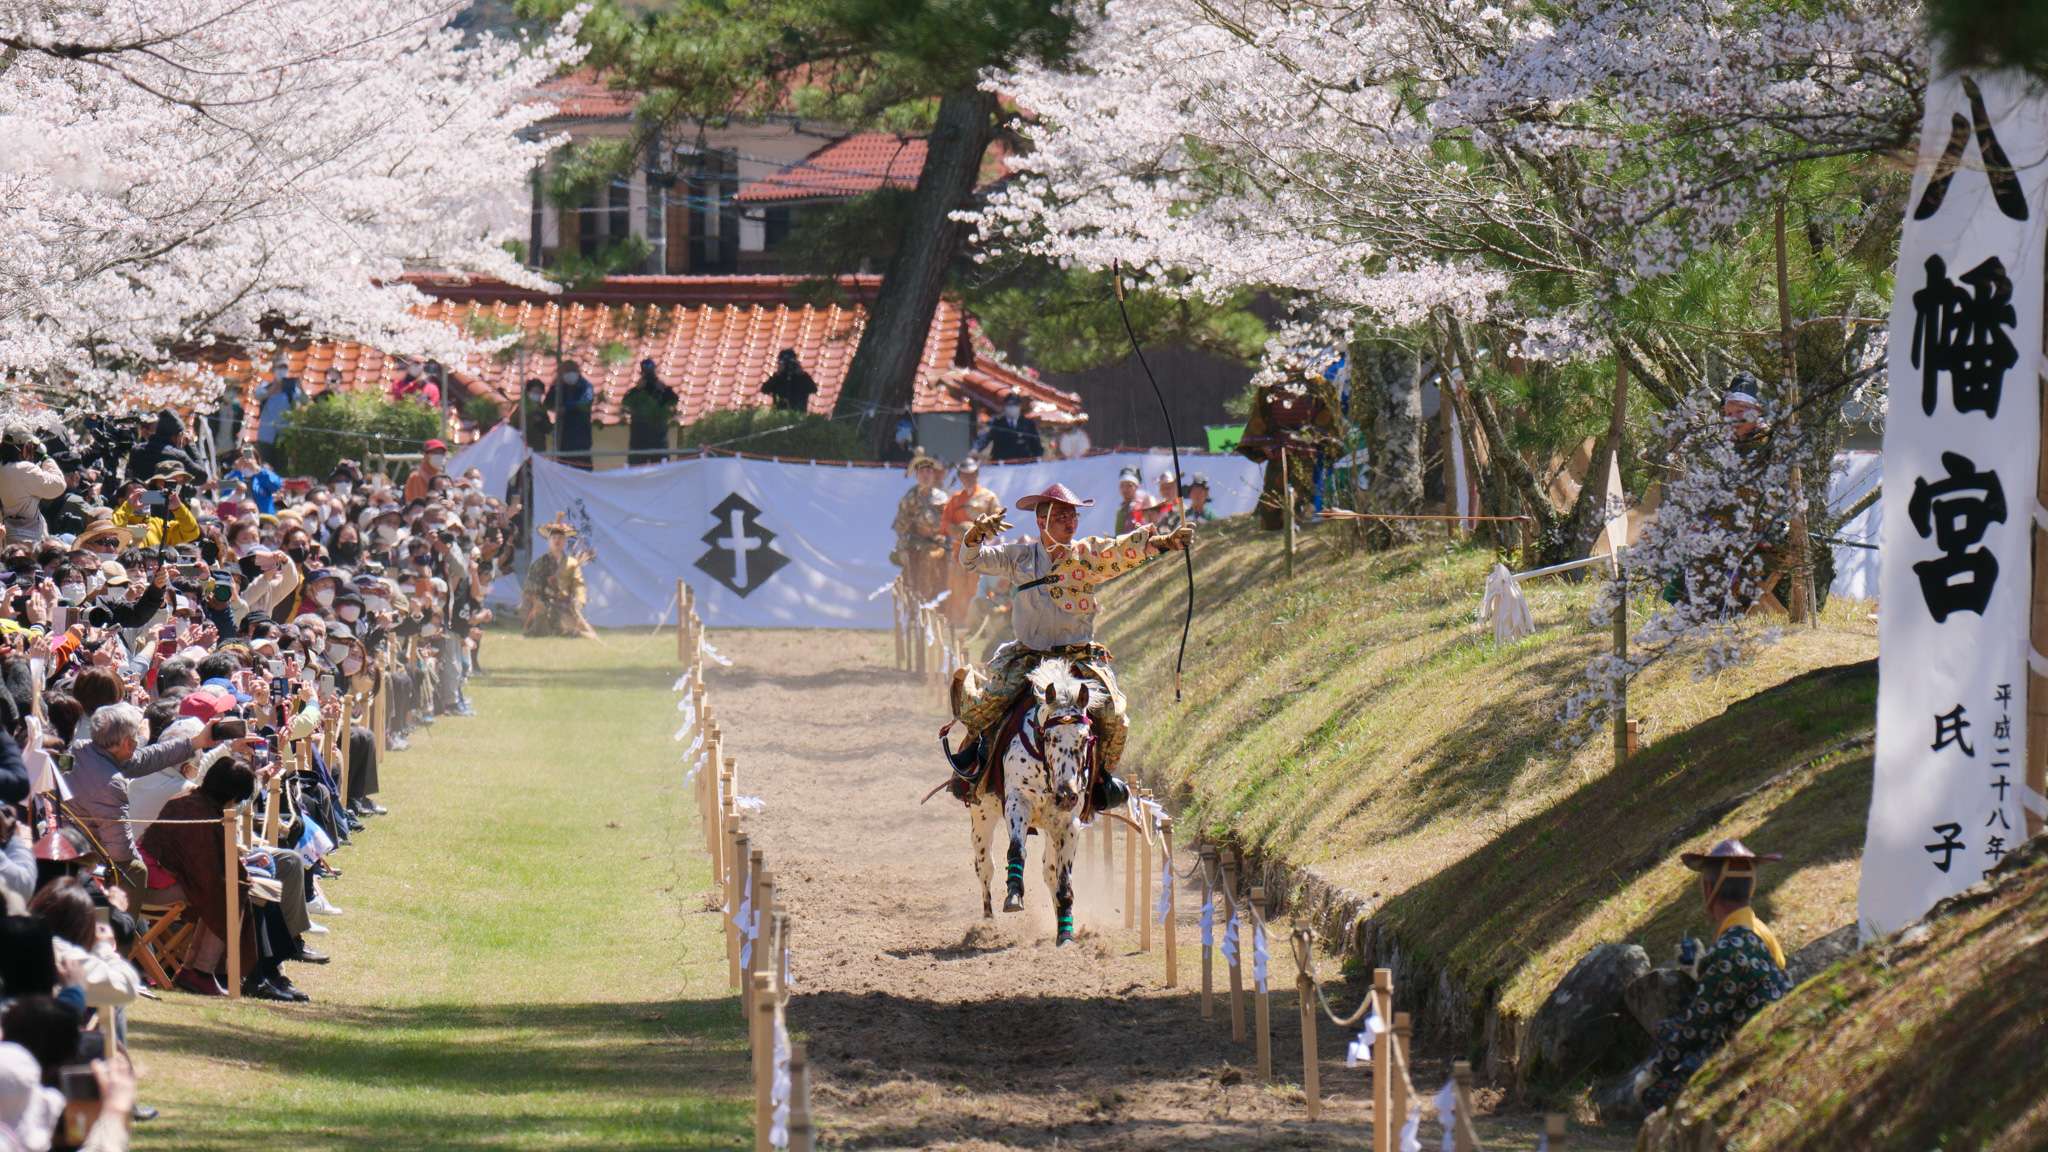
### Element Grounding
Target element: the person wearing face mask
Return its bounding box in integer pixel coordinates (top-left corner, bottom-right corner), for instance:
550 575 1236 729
329 521 363 569
543 361 595 470
972 390 1044 462
230 446 283 516
403 439 447 505
237 542 300 620
759 348 817 414
625 360 679 466
254 358 305 469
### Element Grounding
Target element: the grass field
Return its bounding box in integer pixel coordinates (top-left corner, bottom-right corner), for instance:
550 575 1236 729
127 631 751 1151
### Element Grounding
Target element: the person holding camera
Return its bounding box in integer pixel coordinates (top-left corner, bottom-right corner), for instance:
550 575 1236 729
111 465 200 548
0 423 67 545
123 411 205 485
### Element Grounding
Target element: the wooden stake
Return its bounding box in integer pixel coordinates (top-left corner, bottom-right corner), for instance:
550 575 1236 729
1199 845 1215 1015
1162 823 1178 987
787 1043 813 1152
1372 968 1392 1152
726 827 747 990
1545 1113 1568 1148
1221 849 1246 1042
1252 887 1271 1081
1124 814 1138 931
260 761 282 846
1392 1012 1412 1152
752 972 775 1152
222 806 240 999
1140 799 1153 951
1451 1061 1479 1152
1295 918 1319 1120
741 854 765 1016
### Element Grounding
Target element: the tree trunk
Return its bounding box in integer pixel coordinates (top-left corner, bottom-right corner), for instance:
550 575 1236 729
833 87 998 456
1352 341 1425 547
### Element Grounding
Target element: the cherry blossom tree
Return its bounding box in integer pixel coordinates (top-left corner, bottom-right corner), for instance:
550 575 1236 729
0 0 585 410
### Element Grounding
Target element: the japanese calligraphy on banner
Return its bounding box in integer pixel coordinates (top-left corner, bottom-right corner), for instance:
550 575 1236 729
1860 72 2048 941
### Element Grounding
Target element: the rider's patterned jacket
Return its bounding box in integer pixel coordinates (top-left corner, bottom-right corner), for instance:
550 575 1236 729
959 528 1156 650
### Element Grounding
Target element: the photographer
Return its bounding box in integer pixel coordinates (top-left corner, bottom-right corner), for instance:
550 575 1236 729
111 464 201 547
0 422 67 544
39 447 95 538
124 411 205 484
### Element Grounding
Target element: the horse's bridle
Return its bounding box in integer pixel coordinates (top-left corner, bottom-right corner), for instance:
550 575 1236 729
1022 705 1096 772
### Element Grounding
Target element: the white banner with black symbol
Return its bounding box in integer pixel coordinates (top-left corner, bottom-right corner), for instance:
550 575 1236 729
1861 71 2048 940
526 451 1265 629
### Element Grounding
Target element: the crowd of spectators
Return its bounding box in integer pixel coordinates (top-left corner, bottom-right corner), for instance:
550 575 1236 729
0 408 522 1151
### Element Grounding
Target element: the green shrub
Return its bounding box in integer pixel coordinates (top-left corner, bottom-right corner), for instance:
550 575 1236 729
465 393 506 434
275 391 446 481
672 407 865 461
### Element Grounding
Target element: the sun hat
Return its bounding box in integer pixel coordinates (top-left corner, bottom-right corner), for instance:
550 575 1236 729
1015 483 1094 511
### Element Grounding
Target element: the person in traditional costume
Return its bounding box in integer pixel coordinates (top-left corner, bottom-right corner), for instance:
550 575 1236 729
1636 839 1794 1111
892 455 951 604
952 484 1191 790
941 459 1003 626
1238 368 1345 530
521 518 596 638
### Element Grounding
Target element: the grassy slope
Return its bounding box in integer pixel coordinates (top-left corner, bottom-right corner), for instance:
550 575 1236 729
1099 520 1878 1070
131 632 749 1151
1662 840 2048 1152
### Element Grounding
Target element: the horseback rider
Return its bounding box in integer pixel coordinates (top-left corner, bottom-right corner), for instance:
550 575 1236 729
951 482 1192 797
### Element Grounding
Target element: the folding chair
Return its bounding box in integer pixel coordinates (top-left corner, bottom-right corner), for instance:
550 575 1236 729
129 902 198 990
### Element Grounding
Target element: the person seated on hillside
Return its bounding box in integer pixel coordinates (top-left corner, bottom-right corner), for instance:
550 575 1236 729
1636 839 1793 1111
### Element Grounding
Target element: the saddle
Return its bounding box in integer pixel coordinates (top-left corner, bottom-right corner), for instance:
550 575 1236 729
938 676 1123 819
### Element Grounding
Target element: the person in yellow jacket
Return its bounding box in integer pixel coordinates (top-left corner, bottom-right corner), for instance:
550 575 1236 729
111 463 201 547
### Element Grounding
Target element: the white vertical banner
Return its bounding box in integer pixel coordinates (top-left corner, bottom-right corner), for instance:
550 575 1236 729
1861 71 2048 940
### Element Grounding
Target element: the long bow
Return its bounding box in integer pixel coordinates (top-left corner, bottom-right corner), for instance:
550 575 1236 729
1111 261 1194 702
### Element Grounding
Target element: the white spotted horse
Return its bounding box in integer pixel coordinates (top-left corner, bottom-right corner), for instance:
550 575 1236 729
961 659 1098 945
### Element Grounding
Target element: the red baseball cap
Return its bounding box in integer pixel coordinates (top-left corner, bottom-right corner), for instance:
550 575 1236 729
178 686 238 722
423 439 447 453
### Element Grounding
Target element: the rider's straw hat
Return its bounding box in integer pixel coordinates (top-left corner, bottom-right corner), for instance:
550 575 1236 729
1016 483 1094 511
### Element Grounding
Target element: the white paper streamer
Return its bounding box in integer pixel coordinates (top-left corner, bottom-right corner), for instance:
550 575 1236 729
867 582 896 601
740 906 759 968
1399 1102 1422 1152
674 721 694 742
1434 1079 1458 1152
672 670 694 692
1200 892 1215 948
1252 921 1269 993
1346 1007 1385 1068
1220 912 1239 967
1154 856 1172 925
735 795 766 814
700 640 733 666
920 589 951 611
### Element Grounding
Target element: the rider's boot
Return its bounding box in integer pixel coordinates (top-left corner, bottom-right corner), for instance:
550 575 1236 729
944 728 987 803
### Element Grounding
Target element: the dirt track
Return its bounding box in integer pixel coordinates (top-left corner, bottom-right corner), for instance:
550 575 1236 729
701 628 1399 1150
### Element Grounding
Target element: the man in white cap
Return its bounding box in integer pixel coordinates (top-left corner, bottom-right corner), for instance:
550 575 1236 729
952 483 1191 789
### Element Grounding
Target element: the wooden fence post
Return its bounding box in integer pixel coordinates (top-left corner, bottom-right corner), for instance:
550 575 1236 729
1372 968 1392 1152
726 827 747 990
1451 1061 1480 1152
1221 849 1245 1043
744 866 770 1018
752 972 774 1152
1124 813 1138 931
1140 801 1153 953
1251 887 1271 1081
222 805 240 999
260 764 282 847
1392 1011 1412 1152
788 1043 813 1152
1294 917 1319 1120
1199 845 1216 1016
1162 821 1178 987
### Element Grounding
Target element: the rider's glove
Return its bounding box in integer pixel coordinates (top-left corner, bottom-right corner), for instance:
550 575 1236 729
1150 525 1194 552
962 511 1012 549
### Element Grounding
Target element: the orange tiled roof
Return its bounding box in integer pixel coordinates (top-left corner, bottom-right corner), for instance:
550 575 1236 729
212 275 1082 439
536 70 641 120
736 134 928 203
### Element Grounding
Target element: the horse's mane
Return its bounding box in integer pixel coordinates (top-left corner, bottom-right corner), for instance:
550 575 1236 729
1025 657 1085 701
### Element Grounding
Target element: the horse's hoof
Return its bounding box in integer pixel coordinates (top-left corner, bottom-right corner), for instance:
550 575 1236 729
982 905 994 920
1056 932 1074 947
1003 893 1024 913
